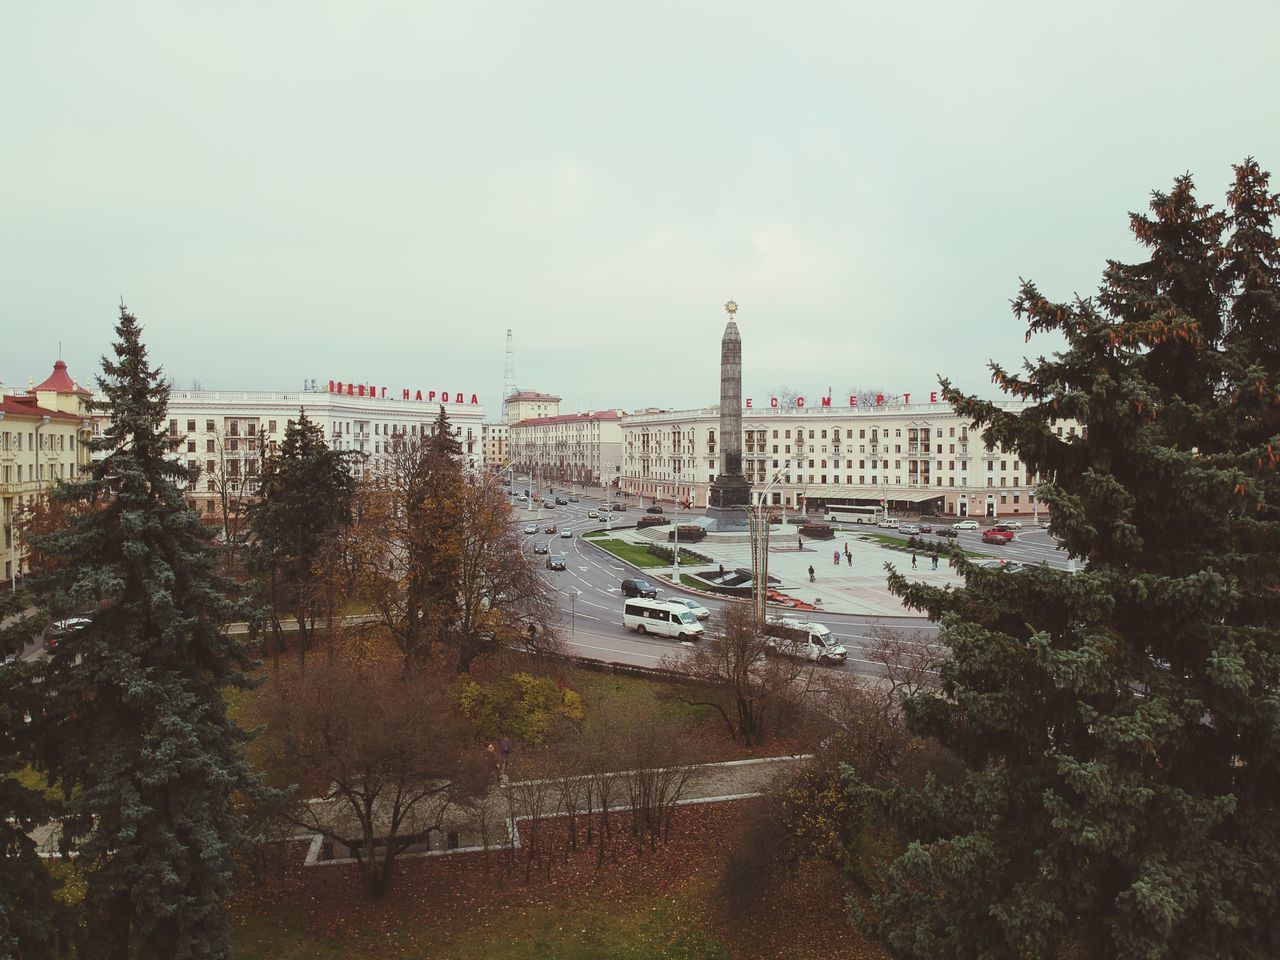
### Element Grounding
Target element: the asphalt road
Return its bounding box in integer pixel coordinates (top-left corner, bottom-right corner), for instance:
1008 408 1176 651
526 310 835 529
510 485 946 678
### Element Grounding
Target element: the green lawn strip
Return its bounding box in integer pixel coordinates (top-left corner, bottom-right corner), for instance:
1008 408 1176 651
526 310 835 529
585 538 667 568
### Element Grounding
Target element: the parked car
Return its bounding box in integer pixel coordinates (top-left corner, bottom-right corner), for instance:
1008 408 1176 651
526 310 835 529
546 554 566 571
953 520 980 530
935 527 959 539
46 615 94 651
533 541 550 555
621 578 658 599
523 523 537 534
587 509 600 519
899 523 921 535
670 597 711 620
646 505 664 514
877 518 900 529
982 529 1015 545
976 559 1024 572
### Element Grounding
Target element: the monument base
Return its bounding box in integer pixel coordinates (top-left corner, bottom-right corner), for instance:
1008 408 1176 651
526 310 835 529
704 505 751 532
706 475 752 531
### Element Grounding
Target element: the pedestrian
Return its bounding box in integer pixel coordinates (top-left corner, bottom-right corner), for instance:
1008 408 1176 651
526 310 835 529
718 563 725 575
931 552 938 570
846 551 852 566
834 549 840 566
485 741 497 770
798 534 804 551
911 551 917 569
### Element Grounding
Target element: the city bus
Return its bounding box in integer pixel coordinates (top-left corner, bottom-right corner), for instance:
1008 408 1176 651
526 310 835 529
825 504 880 525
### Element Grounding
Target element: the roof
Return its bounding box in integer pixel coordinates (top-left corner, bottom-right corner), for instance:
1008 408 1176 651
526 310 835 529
0 393 83 423
32 360 92 395
505 390 562 403
513 410 625 427
822 485 944 503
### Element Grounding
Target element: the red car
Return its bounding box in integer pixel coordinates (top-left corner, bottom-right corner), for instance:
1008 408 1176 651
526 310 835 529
982 529 1015 545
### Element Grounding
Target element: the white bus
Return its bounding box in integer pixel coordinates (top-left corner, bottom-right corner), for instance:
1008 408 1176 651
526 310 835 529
825 504 880 525
623 599 705 641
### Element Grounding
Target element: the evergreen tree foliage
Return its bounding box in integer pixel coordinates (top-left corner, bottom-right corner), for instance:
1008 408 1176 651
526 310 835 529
859 161 1280 959
0 591 64 959
247 408 355 671
28 305 255 960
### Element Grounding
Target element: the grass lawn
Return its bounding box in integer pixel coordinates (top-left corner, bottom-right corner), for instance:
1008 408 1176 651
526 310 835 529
586 537 705 569
231 803 885 960
235 890 732 960
584 538 666 567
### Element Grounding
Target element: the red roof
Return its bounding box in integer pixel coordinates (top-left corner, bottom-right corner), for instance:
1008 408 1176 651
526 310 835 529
32 360 91 395
514 410 625 427
0 393 82 422
506 390 562 403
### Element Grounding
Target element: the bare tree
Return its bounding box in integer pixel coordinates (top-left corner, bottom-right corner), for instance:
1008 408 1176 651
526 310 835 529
252 657 487 897
866 624 946 699
662 602 815 746
199 423 265 567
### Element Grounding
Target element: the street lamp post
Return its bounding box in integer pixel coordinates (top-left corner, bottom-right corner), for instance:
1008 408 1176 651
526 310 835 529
745 464 793 625
570 587 580 634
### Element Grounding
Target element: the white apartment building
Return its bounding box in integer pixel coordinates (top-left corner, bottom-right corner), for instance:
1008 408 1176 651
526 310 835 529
504 390 561 423
509 410 625 488
619 401 1078 519
2 361 95 584
93 380 485 520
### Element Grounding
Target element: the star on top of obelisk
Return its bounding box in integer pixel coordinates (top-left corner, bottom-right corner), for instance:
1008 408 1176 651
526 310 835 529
724 300 738 317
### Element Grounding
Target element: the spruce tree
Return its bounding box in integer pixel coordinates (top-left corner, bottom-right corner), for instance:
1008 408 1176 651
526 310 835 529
0 592 64 959
247 408 354 672
859 161 1280 959
29 305 254 960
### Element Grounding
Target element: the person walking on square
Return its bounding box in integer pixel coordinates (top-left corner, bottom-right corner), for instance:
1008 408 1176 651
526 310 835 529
846 551 852 567
911 550 917 570
931 551 939 571
834 549 840 566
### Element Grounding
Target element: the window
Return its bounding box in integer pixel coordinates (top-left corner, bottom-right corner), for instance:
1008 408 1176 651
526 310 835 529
206 420 215 432
186 419 196 432
207 439 215 453
268 420 277 432
229 439 238 452
207 460 215 474
187 441 196 453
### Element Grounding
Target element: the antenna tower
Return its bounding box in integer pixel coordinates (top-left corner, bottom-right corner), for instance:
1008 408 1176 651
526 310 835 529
501 328 517 422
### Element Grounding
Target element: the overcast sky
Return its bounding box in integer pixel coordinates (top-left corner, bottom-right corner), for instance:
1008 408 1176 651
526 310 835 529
4 2 1278 416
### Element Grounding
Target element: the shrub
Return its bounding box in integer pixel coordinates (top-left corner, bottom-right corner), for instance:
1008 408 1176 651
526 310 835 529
450 672 582 744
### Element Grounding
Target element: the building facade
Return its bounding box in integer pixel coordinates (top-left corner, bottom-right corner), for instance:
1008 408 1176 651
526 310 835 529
503 390 561 423
1 361 95 584
508 410 625 488
618 401 1078 519
93 382 485 520
480 421 509 472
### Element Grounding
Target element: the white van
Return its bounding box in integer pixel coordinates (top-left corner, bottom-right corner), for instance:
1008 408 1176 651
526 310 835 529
764 618 847 663
623 599 704 641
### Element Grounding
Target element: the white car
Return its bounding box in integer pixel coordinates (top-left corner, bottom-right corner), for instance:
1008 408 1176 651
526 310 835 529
587 510 599 519
560 529 572 539
523 524 538 534
953 520 979 530
877 518 899 529
669 598 711 620
1001 520 1023 529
